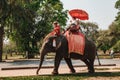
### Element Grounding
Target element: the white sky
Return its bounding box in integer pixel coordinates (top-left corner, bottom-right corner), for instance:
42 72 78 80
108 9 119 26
60 0 118 30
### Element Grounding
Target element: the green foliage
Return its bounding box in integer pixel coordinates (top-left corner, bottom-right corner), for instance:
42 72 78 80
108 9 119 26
115 0 120 28
112 40 120 51
115 0 120 10
1 72 120 80
80 21 99 41
0 0 10 61
95 0 120 52
33 0 68 40
96 30 112 53
1 0 68 58
106 0 120 52
0 0 9 19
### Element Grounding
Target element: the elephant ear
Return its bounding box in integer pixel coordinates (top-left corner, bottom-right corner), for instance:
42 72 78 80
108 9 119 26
44 36 54 44
48 36 57 41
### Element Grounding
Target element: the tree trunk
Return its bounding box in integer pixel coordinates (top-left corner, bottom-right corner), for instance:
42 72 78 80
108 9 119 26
0 26 4 62
27 40 37 59
27 52 34 59
103 50 106 54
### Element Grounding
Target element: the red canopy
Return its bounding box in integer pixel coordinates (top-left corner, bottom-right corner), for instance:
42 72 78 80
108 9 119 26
69 9 89 20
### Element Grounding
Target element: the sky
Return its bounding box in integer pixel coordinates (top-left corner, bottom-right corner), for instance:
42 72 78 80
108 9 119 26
60 0 118 30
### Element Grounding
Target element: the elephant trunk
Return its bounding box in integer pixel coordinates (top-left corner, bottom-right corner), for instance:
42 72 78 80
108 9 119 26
36 46 47 75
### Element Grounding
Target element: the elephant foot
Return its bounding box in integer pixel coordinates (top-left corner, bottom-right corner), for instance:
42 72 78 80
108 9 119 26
70 69 76 73
36 70 39 75
52 71 59 75
88 70 95 73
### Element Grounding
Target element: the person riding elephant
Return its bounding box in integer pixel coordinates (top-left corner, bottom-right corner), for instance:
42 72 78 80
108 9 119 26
52 21 61 36
44 21 61 47
68 17 82 33
44 21 60 39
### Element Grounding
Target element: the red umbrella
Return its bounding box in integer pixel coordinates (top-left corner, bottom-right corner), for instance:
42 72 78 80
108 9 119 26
69 9 89 20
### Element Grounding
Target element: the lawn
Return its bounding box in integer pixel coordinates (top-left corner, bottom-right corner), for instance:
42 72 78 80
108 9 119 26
0 72 120 80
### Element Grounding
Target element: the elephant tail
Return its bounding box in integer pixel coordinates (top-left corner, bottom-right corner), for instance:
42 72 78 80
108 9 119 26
96 43 102 66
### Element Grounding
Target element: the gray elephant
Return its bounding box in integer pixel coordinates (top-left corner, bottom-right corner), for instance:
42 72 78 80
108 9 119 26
36 35 96 75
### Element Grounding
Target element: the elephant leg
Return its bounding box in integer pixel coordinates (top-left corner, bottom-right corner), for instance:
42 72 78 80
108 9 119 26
52 54 62 75
82 59 94 73
88 59 95 73
82 59 91 73
64 58 76 73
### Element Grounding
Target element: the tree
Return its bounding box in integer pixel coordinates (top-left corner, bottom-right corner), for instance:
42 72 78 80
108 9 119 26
95 0 120 53
80 21 99 41
0 0 68 60
108 0 120 51
26 0 68 58
0 0 10 62
109 22 120 44
36 0 68 33
112 40 120 52
96 30 111 53
0 25 4 61
115 0 120 38
115 0 120 10
115 0 120 36
8 0 41 58
0 0 40 60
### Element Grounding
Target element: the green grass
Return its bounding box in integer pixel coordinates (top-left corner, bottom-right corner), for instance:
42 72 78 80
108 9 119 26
0 72 120 80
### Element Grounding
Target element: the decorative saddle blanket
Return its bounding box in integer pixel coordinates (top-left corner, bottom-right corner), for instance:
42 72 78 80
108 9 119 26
64 31 85 55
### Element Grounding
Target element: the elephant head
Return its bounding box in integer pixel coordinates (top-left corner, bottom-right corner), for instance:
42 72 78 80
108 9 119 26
40 36 56 53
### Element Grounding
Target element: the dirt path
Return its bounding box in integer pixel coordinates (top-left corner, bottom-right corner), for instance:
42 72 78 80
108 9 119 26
0 65 120 77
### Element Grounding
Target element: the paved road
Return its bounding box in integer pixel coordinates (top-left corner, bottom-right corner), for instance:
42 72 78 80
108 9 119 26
0 59 120 68
0 59 120 77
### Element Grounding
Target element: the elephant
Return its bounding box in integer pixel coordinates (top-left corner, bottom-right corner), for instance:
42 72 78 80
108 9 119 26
36 34 96 75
